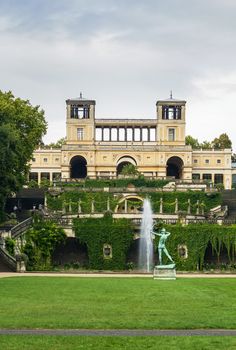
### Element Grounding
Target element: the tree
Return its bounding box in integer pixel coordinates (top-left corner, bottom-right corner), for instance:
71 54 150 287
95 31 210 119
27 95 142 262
185 135 200 149
23 219 66 270
121 164 140 177
0 91 47 221
44 137 66 149
212 133 232 149
185 134 232 150
200 140 212 149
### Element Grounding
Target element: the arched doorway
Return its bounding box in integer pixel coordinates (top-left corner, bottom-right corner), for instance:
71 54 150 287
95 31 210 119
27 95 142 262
166 156 183 179
116 156 137 176
70 156 87 179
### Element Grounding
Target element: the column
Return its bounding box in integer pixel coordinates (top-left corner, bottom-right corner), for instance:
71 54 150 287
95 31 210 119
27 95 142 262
159 198 163 214
147 127 150 141
187 199 191 214
109 127 111 141
124 199 128 213
175 198 178 213
107 198 110 211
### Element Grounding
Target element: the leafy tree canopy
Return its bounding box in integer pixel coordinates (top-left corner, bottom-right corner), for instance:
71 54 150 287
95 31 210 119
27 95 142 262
212 133 232 149
43 137 66 149
185 135 200 149
186 133 232 150
0 91 47 220
121 164 140 176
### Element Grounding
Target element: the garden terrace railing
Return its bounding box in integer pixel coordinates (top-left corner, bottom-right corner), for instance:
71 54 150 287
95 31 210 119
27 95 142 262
0 246 16 271
11 217 32 238
222 219 236 225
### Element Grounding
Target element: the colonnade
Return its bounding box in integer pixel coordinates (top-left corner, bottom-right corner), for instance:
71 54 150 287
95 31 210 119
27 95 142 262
95 126 156 142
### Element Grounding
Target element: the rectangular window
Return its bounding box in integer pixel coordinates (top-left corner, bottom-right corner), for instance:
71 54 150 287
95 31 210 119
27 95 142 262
41 172 50 180
43 158 47 163
192 174 200 180
29 172 38 182
168 107 174 119
175 106 181 120
149 128 156 141
52 172 61 181
203 174 212 181
111 128 118 141
127 128 133 141
71 105 78 118
71 105 89 119
205 159 210 164
96 127 102 141
77 128 84 140
168 128 175 141
214 174 223 184
78 107 85 118
134 128 141 141
217 159 221 164
118 128 125 141
193 159 198 163
142 128 148 141
32 158 36 162
103 128 110 141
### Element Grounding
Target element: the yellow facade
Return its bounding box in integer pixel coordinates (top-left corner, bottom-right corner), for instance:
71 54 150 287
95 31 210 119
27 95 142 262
29 95 233 189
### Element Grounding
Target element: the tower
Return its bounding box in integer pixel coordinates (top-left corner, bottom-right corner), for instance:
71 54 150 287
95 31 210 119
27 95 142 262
156 93 186 146
65 93 96 144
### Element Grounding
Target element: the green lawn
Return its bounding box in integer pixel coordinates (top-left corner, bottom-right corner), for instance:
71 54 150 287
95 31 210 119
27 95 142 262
0 277 236 329
0 336 236 350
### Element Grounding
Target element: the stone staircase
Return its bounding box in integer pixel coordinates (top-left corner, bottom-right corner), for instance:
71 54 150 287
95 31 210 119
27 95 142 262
222 190 236 220
0 254 14 272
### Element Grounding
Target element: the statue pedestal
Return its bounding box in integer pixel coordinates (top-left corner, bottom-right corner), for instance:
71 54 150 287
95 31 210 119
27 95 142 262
153 264 176 280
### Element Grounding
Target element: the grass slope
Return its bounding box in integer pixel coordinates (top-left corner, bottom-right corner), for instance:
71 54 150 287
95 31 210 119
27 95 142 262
0 336 236 350
0 277 236 329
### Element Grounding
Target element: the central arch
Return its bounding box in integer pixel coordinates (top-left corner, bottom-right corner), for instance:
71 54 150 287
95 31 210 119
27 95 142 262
70 155 87 179
115 195 143 213
116 156 137 176
166 156 183 179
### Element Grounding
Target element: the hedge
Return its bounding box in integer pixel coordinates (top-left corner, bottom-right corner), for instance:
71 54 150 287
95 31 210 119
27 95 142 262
73 215 134 270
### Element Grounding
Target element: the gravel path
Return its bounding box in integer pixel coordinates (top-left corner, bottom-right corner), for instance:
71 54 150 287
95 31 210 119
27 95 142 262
0 329 236 336
1 272 236 278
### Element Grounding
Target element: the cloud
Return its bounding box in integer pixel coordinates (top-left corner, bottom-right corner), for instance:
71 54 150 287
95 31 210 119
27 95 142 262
0 0 236 149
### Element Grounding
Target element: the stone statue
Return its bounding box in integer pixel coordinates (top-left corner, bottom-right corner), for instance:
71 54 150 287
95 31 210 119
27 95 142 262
153 227 174 265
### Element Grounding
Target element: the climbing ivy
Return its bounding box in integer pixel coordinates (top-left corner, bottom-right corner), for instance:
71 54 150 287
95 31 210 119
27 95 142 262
154 224 236 270
47 191 122 213
73 216 134 270
47 190 221 214
146 191 221 213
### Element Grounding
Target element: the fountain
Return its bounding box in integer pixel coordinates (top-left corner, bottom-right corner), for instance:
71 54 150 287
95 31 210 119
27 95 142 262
138 198 154 272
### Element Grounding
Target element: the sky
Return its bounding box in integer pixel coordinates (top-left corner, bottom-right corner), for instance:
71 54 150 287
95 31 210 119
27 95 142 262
1 0 236 149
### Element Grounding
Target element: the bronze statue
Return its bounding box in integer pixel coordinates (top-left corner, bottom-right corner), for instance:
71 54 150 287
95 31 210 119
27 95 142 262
152 228 174 265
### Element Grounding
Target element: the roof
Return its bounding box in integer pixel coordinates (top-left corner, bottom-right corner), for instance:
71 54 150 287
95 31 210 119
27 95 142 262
66 93 96 105
156 92 186 104
156 98 186 105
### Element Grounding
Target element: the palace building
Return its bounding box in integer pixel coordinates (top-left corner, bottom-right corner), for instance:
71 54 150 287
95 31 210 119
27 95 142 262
29 94 234 189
